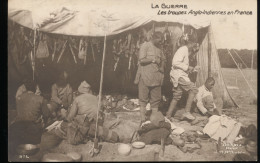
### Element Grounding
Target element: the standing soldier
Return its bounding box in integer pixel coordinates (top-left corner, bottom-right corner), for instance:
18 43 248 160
134 31 166 122
166 40 199 121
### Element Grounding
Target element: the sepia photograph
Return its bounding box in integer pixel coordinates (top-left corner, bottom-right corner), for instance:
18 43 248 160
8 0 257 161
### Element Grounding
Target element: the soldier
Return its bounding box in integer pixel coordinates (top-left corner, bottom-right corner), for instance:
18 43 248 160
134 31 166 122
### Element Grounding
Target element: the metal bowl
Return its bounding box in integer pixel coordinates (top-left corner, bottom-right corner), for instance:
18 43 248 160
132 141 145 149
16 144 40 155
67 152 82 161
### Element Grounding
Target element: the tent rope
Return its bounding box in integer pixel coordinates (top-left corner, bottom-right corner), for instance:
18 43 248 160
227 49 257 98
251 50 254 69
232 49 248 69
232 49 255 85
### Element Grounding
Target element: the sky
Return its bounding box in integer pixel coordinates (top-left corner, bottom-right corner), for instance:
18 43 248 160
124 0 257 50
105 0 257 50
9 0 257 50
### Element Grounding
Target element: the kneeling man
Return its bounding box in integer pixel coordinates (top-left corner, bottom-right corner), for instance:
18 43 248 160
194 77 219 116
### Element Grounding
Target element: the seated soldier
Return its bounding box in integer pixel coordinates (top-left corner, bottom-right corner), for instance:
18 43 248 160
52 81 119 145
48 71 73 116
15 80 50 124
9 81 51 153
65 81 97 123
194 77 220 117
16 78 41 100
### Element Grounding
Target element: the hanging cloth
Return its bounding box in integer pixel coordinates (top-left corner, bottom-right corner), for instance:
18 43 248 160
36 33 50 59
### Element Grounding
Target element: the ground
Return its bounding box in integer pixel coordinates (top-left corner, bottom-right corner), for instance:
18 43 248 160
8 68 257 161
221 68 257 127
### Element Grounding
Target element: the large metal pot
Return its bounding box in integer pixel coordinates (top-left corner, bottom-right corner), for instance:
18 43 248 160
246 140 257 155
16 144 40 155
42 153 74 162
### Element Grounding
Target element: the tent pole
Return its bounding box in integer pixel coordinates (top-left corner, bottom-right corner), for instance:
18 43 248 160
152 22 155 34
32 29 36 81
93 33 107 148
208 25 211 78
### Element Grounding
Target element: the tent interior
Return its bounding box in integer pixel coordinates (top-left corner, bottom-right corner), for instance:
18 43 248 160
8 18 237 113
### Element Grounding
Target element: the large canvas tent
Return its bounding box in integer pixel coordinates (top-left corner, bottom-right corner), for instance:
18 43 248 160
8 0 238 111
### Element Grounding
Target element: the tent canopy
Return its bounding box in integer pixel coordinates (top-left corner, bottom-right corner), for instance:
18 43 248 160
8 0 210 36
8 0 238 110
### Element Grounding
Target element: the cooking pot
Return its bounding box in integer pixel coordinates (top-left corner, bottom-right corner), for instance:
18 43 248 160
246 140 257 154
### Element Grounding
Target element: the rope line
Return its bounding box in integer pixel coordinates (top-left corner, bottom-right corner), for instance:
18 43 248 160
232 49 248 69
227 49 257 98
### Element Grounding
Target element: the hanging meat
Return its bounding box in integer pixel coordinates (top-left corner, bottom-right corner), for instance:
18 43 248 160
18 27 33 65
78 38 87 60
113 38 123 71
57 40 68 63
90 42 96 62
68 37 78 64
162 23 173 58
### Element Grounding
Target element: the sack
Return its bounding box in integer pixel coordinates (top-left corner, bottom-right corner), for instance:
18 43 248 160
233 154 255 161
134 65 141 84
36 35 49 58
36 40 49 58
78 39 87 60
245 124 257 140
67 120 90 145
88 123 119 143
8 121 43 145
40 132 62 150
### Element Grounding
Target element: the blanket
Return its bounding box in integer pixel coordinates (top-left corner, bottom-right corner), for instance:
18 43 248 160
203 115 241 144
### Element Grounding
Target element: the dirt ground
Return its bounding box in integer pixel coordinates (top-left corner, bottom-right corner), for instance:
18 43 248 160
8 68 257 161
